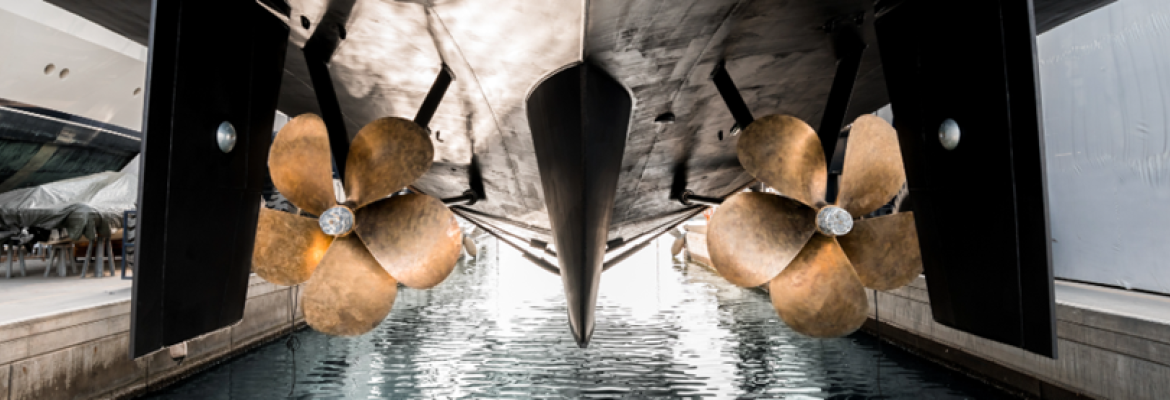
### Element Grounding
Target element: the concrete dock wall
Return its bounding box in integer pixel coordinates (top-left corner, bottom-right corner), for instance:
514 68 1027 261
685 229 1170 400
0 275 304 400
868 277 1170 400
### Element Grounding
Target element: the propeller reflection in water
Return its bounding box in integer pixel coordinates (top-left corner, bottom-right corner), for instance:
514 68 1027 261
144 234 1014 399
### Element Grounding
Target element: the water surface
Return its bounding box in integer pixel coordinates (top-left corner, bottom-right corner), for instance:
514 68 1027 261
144 235 1014 399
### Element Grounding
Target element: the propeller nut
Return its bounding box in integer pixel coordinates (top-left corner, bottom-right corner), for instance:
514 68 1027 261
816 206 853 237
319 205 355 237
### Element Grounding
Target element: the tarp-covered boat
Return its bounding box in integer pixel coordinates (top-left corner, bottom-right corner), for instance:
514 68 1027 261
0 155 138 242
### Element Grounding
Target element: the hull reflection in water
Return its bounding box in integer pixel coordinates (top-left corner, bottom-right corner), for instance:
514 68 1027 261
144 234 1013 399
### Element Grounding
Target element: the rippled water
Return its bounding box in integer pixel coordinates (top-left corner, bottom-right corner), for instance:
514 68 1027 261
143 234 1014 399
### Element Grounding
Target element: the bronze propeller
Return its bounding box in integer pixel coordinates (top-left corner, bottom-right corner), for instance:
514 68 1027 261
253 113 463 336
708 114 922 338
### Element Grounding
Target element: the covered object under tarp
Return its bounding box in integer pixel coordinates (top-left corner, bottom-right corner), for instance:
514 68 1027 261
0 155 138 242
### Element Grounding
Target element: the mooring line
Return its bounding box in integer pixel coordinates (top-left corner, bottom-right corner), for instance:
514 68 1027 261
286 285 301 397
874 290 884 398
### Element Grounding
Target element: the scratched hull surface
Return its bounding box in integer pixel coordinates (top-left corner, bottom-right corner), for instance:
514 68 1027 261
43 0 1119 253
255 0 888 248
141 235 1013 399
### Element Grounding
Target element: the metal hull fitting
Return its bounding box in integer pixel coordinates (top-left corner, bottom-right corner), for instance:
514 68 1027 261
876 0 1056 357
528 63 632 347
129 0 289 358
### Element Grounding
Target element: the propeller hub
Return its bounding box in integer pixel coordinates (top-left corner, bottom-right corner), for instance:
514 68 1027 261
319 205 355 237
816 206 853 237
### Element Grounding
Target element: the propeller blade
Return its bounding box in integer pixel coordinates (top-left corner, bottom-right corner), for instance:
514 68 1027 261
344 117 434 208
302 235 398 336
671 236 685 256
837 115 906 217
769 234 868 338
737 115 828 207
463 236 478 257
355 193 462 289
269 114 338 216
252 207 333 286
838 212 923 291
708 192 818 287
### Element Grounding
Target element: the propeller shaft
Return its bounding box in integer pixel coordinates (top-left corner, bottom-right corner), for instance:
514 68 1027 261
678 190 723 207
